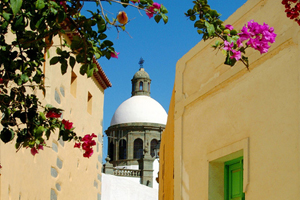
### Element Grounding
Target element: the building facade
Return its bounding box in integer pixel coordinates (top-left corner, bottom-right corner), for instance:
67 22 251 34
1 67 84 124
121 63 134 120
0 33 111 200
159 0 300 199
104 67 167 188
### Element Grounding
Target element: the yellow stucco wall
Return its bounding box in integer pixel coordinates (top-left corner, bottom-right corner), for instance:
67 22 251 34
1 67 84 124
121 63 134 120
0 34 106 199
159 88 175 200
162 0 300 199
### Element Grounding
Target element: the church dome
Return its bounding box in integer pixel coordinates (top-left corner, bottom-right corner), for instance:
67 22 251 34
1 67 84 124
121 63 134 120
133 68 150 79
110 95 167 126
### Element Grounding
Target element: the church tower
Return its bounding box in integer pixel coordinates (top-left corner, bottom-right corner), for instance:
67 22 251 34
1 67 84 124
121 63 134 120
104 60 167 188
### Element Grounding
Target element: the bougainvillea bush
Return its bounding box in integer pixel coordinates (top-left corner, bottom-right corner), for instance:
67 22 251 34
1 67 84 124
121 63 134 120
0 0 167 158
185 0 277 68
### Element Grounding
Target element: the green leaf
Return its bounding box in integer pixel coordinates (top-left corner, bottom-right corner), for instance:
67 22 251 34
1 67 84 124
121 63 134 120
60 59 67 75
154 14 162 23
80 64 88 75
10 0 23 15
160 4 168 14
194 20 205 29
39 112 46 121
57 11 66 23
3 12 11 21
190 15 196 21
1 128 15 143
35 0 45 10
50 56 59 65
99 34 107 40
21 74 29 83
34 126 45 137
103 40 113 47
162 14 168 24
69 56 76 68
224 51 236 66
197 30 204 34
205 21 215 37
86 63 97 77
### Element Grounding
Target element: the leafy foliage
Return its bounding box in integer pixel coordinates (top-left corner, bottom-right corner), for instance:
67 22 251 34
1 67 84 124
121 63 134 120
0 0 167 155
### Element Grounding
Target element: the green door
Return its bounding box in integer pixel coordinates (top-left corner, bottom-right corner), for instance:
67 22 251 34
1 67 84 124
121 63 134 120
224 157 245 200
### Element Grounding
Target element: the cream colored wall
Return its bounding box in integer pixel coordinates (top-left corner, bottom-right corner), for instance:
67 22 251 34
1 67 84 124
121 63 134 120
174 0 300 199
0 34 105 200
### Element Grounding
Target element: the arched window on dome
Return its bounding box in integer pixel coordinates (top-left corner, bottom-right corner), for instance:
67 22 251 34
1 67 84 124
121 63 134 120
139 81 143 91
119 139 127 160
132 82 135 93
150 139 158 157
108 141 114 161
148 82 150 92
134 138 143 159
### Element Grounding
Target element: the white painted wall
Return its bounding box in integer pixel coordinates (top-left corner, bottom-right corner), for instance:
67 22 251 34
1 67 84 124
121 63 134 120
101 174 158 200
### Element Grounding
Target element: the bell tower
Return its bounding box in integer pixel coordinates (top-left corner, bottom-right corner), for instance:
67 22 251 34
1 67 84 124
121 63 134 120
131 58 151 96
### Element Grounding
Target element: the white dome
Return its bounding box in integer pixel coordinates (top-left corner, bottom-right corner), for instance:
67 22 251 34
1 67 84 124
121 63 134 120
110 95 167 126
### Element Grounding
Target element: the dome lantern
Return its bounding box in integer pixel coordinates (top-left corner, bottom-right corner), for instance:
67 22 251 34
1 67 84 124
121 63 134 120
131 58 151 96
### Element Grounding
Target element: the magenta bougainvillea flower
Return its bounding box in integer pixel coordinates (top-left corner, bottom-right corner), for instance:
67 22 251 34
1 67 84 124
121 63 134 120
223 41 234 51
110 51 120 59
31 144 44 156
230 49 242 61
146 2 161 18
46 111 61 118
74 133 97 158
62 119 73 130
130 0 140 3
31 147 38 156
74 142 81 148
225 24 234 30
237 20 276 54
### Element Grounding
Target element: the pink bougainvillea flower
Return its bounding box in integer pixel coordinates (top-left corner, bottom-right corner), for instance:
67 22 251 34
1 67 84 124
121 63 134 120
225 24 234 30
37 144 44 150
83 148 94 158
74 142 81 148
223 41 234 51
238 26 251 42
0 78 3 84
146 2 161 18
238 20 276 55
75 133 97 158
230 50 242 61
130 0 140 3
62 119 73 130
31 147 38 156
46 111 61 118
111 51 120 59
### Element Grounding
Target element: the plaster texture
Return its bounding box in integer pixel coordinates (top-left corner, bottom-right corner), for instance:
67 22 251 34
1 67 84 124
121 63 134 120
159 0 300 199
0 33 110 199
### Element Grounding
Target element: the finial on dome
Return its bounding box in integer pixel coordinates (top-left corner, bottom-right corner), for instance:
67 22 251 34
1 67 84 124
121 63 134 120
138 57 144 69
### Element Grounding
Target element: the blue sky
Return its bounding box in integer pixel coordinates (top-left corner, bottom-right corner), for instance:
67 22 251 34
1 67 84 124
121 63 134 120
83 0 247 162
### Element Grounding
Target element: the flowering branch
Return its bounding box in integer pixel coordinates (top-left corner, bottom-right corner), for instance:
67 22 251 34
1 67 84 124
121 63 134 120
186 0 277 69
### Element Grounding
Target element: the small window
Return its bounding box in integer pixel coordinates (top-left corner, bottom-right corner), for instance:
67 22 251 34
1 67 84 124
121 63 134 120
148 82 150 92
87 92 92 114
224 157 245 200
139 81 143 91
70 71 77 97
